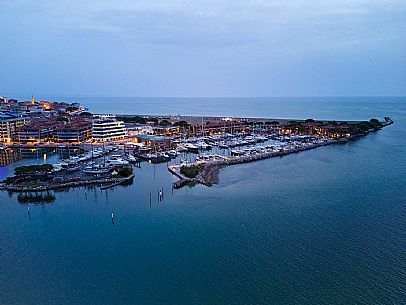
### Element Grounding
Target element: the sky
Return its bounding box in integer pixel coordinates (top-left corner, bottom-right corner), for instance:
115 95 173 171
0 0 405 97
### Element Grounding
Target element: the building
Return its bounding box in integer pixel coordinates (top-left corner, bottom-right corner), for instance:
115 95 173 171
92 118 127 142
54 121 92 143
17 120 55 142
152 125 180 136
16 116 93 143
0 146 21 166
134 134 173 151
125 124 153 136
0 96 8 104
0 113 30 142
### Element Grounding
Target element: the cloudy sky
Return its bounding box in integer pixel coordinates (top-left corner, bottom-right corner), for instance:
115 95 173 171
0 0 405 96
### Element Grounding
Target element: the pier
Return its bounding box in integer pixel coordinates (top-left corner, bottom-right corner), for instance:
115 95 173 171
100 174 135 190
169 138 336 188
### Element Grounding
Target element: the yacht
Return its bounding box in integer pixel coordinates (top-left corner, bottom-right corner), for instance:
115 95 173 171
167 150 179 157
83 164 111 174
185 143 199 153
126 154 138 163
107 155 129 166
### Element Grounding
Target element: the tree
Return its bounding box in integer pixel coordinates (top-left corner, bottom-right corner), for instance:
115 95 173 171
66 106 79 112
369 118 382 127
180 165 203 178
79 112 93 117
159 120 171 126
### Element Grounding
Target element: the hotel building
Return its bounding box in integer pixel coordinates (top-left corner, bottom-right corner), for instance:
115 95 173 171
0 113 30 142
92 118 127 142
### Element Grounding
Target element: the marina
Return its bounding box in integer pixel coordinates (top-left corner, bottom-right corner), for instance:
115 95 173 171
0 96 403 305
0 114 393 192
1 0 404 302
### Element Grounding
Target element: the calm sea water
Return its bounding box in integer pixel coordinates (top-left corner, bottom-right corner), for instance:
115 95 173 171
1 97 406 304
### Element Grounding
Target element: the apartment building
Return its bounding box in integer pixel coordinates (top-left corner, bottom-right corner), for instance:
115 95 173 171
92 118 127 142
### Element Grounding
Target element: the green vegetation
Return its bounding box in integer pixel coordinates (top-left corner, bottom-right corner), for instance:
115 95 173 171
282 118 383 135
117 116 147 124
173 120 191 128
369 118 382 126
65 106 79 112
265 121 280 125
349 119 383 134
115 166 133 178
15 164 53 176
159 120 171 126
147 117 159 124
327 121 338 126
79 111 93 116
180 164 203 178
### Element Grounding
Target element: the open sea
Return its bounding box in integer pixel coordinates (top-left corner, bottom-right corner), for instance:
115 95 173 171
1 97 406 304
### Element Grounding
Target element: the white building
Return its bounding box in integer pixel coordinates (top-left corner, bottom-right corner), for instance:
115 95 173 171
92 118 127 142
125 124 153 136
0 113 29 142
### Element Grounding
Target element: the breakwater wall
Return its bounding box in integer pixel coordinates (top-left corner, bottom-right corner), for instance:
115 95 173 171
0 177 119 192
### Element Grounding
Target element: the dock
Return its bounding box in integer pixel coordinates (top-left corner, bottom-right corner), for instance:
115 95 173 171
173 178 191 189
100 174 135 190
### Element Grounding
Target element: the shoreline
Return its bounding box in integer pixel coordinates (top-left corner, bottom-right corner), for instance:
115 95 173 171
0 175 134 193
1 116 394 192
169 118 394 188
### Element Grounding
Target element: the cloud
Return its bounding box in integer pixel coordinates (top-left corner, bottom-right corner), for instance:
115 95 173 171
0 0 405 96
2 0 405 50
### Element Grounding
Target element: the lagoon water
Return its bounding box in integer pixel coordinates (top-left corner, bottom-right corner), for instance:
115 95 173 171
1 97 406 304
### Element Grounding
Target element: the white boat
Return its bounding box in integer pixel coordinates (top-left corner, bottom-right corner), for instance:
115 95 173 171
126 154 138 163
175 145 188 152
167 150 178 157
83 166 111 174
196 141 212 150
185 143 199 152
107 158 129 166
66 156 80 164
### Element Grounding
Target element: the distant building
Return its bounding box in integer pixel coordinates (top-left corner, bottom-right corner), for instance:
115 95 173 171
0 96 8 104
0 113 30 142
125 124 153 136
92 118 126 142
152 125 180 136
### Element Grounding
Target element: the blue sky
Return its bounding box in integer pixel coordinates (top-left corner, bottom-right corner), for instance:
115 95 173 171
0 0 405 96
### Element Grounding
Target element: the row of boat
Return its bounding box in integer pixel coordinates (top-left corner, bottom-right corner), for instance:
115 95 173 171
175 134 271 152
230 138 332 156
139 150 179 162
